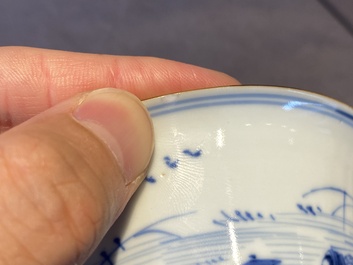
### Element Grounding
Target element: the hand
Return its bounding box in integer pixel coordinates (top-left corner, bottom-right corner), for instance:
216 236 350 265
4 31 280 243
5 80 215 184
0 46 239 265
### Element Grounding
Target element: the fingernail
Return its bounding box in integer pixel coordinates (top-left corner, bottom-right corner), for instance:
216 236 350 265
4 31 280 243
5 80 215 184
73 88 154 184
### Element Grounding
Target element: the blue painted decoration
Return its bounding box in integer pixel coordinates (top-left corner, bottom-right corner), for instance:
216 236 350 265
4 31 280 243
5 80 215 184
243 255 281 265
146 91 353 129
164 156 179 169
145 176 156 183
183 149 202 157
96 186 353 265
322 247 353 265
195 256 226 265
302 186 353 230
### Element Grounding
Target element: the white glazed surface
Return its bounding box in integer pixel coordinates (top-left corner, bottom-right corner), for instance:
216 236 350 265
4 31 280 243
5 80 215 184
86 86 353 265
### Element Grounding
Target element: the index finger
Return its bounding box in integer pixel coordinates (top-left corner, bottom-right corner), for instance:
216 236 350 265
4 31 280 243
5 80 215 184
0 47 239 130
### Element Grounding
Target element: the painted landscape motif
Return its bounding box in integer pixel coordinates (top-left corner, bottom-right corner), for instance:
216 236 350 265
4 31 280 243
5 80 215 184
95 185 353 265
90 149 353 265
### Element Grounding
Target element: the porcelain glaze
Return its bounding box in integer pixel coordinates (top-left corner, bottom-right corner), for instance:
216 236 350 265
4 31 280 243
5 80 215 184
86 86 353 265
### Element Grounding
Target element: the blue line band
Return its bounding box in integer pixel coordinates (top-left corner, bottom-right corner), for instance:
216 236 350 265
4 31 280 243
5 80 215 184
146 92 353 128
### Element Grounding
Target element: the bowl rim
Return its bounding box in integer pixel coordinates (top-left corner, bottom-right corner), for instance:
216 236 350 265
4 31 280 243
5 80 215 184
142 84 353 111
143 85 353 116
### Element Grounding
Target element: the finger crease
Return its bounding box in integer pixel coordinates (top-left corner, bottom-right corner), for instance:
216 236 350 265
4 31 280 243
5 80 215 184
0 221 44 265
0 89 14 133
0 149 56 233
38 53 54 108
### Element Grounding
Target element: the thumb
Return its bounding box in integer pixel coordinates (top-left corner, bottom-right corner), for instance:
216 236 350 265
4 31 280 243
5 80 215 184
0 88 153 265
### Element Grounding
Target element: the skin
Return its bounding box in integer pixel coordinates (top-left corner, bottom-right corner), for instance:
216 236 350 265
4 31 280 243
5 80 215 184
0 46 239 265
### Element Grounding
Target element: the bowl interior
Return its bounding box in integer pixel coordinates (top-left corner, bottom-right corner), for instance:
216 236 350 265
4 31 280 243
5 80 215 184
86 86 353 265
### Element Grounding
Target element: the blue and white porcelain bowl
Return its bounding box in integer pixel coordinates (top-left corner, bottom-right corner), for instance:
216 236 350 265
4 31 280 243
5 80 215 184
87 86 353 265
